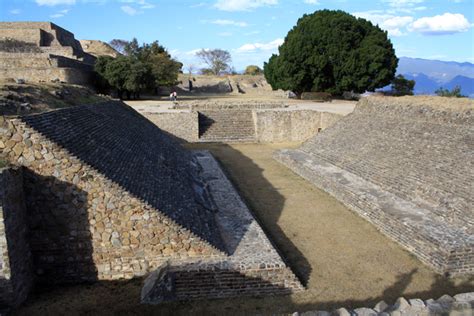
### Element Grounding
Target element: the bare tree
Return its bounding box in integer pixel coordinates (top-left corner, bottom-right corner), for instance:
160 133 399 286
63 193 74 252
196 49 232 75
109 39 129 55
187 64 195 76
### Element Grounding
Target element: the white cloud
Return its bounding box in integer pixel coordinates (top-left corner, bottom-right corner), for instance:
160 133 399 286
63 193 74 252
410 13 471 35
354 11 413 36
384 0 424 8
190 2 206 8
121 5 140 15
50 8 69 18
9 9 21 14
236 38 283 53
304 0 320 4
120 0 155 10
36 0 76 5
214 0 277 11
218 32 233 37
210 19 248 27
245 30 261 35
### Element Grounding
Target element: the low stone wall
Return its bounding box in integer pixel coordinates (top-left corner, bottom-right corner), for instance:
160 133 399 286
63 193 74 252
0 29 44 46
143 107 344 143
0 67 92 84
143 112 199 142
291 292 474 316
254 110 343 142
0 167 33 309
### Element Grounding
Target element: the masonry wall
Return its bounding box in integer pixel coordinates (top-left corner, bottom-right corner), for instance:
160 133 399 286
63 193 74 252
0 29 44 46
0 102 224 284
275 96 474 275
143 108 344 143
144 112 199 142
254 110 344 142
0 167 33 308
0 67 92 84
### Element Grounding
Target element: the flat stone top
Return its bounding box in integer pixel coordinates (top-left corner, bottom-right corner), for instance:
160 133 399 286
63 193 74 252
365 95 474 112
19 101 223 249
188 151 290 271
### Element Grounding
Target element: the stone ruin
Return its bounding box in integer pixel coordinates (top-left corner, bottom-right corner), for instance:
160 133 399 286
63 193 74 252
275 96 474 275
0 22 95 85
0 101 302 309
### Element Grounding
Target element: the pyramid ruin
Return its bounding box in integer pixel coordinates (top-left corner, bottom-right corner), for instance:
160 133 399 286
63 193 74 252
0 22 95 84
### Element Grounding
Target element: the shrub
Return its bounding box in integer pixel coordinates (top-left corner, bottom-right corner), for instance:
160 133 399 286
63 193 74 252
435 86 465 98
244 65 263 75
391 75 415 96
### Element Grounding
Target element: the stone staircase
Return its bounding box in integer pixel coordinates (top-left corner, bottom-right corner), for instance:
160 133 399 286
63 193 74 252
198 110 256 142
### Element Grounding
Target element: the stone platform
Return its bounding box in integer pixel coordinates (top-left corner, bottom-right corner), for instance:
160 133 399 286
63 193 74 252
0 22 95 84
275 96 474 275
141 151 303 303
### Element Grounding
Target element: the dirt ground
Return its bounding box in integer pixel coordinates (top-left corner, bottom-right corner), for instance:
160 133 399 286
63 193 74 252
16 143 473 315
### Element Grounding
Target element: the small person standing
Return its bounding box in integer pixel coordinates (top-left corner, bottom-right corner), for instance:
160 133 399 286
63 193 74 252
169 92 174 101
173 91 177 101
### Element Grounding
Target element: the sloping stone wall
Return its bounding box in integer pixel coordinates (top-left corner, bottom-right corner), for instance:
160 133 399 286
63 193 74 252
0 167 33 308
0 102 225 283
275 96 474 275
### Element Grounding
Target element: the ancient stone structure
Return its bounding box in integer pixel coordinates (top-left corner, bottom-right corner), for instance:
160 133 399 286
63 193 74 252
275 96 474 275
0 22 95 84
139 101 344 143
0 167 33 308
0 101 302 308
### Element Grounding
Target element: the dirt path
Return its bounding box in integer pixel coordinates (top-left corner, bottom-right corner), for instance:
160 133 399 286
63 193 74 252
17 143 473 315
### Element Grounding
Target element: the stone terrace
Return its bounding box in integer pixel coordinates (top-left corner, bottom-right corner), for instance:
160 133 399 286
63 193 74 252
0 22 94 84
275 96 474 275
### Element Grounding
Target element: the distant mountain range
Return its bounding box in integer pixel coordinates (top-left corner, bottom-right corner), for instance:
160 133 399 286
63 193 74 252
396 57 474 97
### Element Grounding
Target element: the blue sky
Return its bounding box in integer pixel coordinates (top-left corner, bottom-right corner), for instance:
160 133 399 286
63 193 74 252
1 0 473 70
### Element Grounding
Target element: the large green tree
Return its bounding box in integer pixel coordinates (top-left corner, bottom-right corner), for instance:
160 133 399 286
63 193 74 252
264 10 398 97
94 39 181 99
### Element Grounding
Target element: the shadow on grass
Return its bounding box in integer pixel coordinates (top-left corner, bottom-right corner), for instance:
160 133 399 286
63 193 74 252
15 268 474 315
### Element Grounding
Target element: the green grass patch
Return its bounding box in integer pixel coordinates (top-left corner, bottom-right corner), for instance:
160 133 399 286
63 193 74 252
0 158 8 169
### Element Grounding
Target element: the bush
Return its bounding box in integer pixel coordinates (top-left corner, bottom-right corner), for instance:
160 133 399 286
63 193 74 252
264 10 398 97
435 86 465 98
244 65 263 75
391 75 415 96
93 39 181 98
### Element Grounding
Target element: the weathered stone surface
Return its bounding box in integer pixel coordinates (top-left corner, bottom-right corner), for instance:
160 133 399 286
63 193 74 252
374 300 389 312
275 96 474 275
0 22 95 85
353 307 377 316
0 168 33 308
0 102 301 303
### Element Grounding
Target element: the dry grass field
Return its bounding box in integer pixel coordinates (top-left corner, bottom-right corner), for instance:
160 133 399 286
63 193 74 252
17 142 473 315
